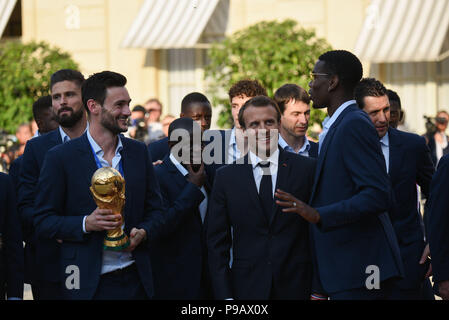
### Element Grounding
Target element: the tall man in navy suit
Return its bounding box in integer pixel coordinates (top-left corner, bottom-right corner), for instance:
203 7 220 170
151 118 212 299
274 84 318 158
427 154 449 299
355 78 434 299
18 69 87 300
207 96 316 300
33 71 166 300
0 173 23 300
148 92 212 162
286 50 403 299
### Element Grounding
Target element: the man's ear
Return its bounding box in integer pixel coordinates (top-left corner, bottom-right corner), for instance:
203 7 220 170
87 99 99 115
328 75 339 92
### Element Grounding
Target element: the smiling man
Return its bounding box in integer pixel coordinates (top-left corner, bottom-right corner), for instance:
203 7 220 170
355 78 435 300
207 95 317 300
33 71 166 300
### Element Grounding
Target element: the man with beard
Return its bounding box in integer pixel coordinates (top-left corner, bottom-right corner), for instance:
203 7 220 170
207 96 316 299
18 69 87 299
33 71 165 300
274 84 318 158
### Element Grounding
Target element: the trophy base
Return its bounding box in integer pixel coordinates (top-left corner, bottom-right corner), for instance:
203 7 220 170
104 233 130 251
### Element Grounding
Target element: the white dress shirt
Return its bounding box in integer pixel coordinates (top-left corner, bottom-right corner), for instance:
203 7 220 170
278 134 311 157
228 127 243 163
85 129 135 275
249 149 279 196
318 100 355 155
169 153 208 223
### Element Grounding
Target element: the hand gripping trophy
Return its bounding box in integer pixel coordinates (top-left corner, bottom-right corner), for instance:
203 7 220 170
90 167 130 250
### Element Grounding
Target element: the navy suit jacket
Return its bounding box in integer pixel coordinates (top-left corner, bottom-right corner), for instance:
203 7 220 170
207 148 316 300
308 140 318 158
148 136 169 162
427 154 449 285
309 104 403 295
33 133 167 300
387 128 434 289
8 156 22 190
18 129 62 284
0 173 24 299
151 154 212 299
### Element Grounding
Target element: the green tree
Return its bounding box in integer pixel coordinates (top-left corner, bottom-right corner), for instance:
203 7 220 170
0 41 79 133
205 19 332 136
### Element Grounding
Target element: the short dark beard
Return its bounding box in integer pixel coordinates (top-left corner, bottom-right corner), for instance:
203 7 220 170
100 107 127 135
56 107 84 128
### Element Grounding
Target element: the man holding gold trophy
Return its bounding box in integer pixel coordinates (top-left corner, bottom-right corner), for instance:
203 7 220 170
34 71 166 300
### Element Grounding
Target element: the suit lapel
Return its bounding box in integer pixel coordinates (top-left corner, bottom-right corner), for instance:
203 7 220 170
76 133 98 187
310 104 357 202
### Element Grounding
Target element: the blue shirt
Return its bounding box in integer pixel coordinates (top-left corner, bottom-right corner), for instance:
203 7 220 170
85 129 135 275
379 132 390 174
318 100 356 155
278 134 311 157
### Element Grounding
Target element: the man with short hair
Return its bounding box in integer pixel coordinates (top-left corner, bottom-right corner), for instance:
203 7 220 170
274 84 318 158
289 50 403 299
207 95 316 299
151 118 212 299
148 92 212 162
18 69 87 300
386 89 404 130
32 95 59 136
355 78 434 300
145 98 164 143
33 71 166 300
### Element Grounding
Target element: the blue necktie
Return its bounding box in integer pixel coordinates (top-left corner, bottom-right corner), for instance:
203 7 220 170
258 161 273 221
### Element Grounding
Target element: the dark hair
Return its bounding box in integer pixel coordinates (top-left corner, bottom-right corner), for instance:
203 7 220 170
319 50 363 92
168 117 196 137
354 78 387 109
274 84 310 114
50 69 85 91
387 89 401 109
238 95 281 129
181 92 211 113
228 79 267 101
132 105 146 113
32 95 52 121
81 71 127 114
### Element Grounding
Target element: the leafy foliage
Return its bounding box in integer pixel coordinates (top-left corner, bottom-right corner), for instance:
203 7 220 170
0 41 78 133
205 19 332 133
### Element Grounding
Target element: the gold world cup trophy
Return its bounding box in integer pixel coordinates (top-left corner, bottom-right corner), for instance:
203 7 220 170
90 167 130 250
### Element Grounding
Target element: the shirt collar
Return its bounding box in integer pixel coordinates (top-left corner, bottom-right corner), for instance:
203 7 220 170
322 100 356 130
249 148 279 169
380 132 389 147
169 153 189 177
86 128 123 157
278 134 310 153
59 122 89 144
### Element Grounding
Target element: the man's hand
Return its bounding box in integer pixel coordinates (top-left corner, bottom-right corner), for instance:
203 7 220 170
275 189 320 224
419 243 432 279
85 208 122 232
439 280 449 300
186 163 206 188
124 228 147 252
153 160 163 166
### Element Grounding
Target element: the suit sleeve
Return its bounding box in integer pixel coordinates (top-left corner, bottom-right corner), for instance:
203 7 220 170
427 156 449 283
17 142 39 241
416 136 435 199
33 148 86 242
206 169 233 299
316 117 392 231
3 175 24 299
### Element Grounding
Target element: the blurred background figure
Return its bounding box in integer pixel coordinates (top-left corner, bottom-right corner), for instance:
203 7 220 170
13 123 32 158
387 89 405 130
32 95 59 136
144 98 165 143
161 114 176 138
128 105 148 142
424 110 449 167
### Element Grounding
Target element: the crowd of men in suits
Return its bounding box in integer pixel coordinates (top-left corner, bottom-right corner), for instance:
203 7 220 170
1 49 449 300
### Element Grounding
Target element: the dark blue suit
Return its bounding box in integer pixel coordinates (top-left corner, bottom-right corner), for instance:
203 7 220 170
0 173 24 299
310 104 403 298
207 148 316 299
17 129 62 297
427 154 449 295
33 133 167 300
8 156 22 190
387 127 434 299
151 154 212 299
148 136 169 162
308 140 318 158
